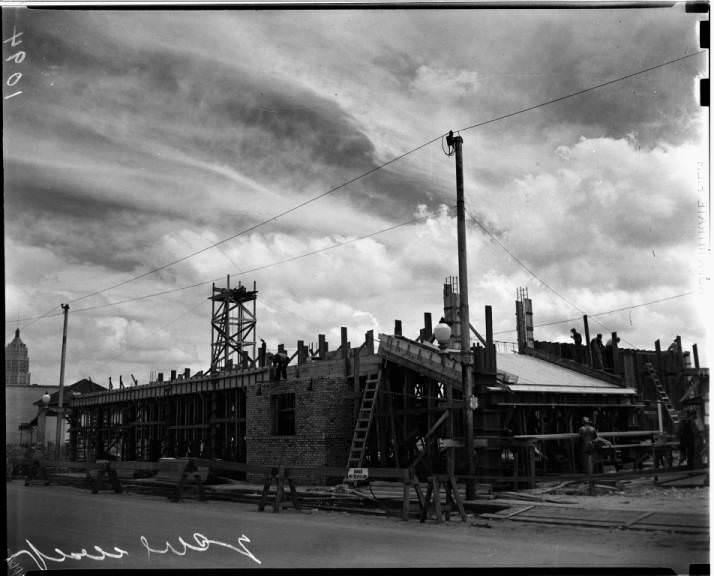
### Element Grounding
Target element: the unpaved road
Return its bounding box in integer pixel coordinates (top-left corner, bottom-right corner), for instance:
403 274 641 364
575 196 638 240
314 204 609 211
6 481 707 572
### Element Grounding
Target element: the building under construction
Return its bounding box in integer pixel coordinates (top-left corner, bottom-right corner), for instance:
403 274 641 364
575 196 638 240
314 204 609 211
66 277 709 485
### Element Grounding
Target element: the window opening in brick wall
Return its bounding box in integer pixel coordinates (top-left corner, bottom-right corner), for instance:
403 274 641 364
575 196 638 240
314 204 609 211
271 393 295 436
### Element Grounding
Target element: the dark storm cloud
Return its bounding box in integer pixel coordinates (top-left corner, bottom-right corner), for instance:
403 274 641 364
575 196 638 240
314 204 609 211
4 9 401 268
6 9 381 200
411 8 704 148
4 185 154 273
531 15 699 146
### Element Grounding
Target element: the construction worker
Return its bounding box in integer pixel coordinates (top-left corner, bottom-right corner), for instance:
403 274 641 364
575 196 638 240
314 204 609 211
668 338 681 353
278 351 289 380
604 335 620 372
590 334 605 369
678 407 699 469
578 417 598 475
273 351 288 380
570 328 583 363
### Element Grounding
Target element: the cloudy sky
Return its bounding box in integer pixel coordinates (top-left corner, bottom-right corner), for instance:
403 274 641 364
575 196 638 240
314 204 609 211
3 5 710 387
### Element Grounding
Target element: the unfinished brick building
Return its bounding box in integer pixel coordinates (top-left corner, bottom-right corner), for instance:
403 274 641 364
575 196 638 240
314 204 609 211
66 277 708 485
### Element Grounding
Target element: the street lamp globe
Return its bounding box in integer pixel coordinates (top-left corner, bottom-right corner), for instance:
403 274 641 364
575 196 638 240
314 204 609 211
434 322 452 349
41 392 51 405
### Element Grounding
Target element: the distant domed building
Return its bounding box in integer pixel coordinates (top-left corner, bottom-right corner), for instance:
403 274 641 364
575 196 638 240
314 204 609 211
5 328 31 386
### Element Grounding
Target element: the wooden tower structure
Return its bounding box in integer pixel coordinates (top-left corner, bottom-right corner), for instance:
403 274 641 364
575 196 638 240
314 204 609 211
210 276 257 373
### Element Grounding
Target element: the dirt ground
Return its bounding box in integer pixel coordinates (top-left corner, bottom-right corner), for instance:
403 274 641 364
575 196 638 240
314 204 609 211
7 481 710 572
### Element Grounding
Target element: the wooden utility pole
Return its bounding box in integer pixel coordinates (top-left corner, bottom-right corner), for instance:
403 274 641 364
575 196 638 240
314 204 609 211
450 131 475 499
55 303 70 461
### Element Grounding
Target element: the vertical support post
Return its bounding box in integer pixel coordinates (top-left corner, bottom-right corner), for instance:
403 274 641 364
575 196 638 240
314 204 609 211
318 334 326 360
402 468 411 521
583 315 592 367
353 351 361 393
56 304 70 462
432 477 442 523
453 133 474 499
485 305 494 371
655 339 663 374
259 340 267 367
224 275 231 370
675 335 683 370
692 344 699 370
253 280 258 366
529 445 537 490
424 312 433 341
402 371 409 443
365 330 374 355
654 339 664 401
209 392 217 459
211 282 216 372
693 344 700 369
611 331 620 373
426 380 434 436
341 327 349 376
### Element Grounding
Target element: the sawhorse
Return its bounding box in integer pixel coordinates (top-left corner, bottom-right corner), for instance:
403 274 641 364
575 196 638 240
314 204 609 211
419 474 467 523
258 465 301 513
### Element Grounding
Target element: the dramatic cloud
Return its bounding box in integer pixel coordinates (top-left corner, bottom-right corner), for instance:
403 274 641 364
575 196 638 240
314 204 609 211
3 7 708 386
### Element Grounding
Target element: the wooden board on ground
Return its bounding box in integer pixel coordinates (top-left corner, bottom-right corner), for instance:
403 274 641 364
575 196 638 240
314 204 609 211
482 504 709 533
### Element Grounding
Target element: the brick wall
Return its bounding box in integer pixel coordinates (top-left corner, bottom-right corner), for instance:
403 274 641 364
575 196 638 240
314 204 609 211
246 373 355 484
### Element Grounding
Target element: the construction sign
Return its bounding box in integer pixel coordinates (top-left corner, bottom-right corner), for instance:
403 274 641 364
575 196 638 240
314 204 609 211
347 467 368 481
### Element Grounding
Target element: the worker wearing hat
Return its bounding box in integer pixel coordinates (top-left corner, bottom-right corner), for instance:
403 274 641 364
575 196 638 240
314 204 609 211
578 416 598 475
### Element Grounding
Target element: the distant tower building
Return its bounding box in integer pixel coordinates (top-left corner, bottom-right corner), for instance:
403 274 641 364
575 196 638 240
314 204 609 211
6 328 30 386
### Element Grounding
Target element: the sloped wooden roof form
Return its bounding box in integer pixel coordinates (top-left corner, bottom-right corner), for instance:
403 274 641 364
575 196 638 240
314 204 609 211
378 334 635 396
495 352 636 395
377 334 462 388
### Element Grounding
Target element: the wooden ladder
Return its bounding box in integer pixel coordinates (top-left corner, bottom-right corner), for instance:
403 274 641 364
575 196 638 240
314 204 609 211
346 370 382 469
645 361 680 426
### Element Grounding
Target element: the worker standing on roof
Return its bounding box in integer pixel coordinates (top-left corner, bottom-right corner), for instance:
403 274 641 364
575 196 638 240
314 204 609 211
275 350 288 380
578 416 598 475
604 335 620 372
590 334 604 369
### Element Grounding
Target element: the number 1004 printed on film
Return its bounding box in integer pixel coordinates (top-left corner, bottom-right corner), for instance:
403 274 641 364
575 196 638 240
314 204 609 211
4 26 25 100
